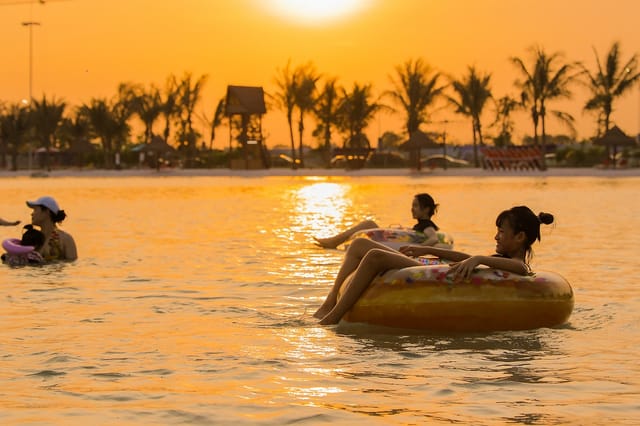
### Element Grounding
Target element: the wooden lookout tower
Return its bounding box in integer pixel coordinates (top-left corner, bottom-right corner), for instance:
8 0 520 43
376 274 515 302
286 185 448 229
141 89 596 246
225 85 269 169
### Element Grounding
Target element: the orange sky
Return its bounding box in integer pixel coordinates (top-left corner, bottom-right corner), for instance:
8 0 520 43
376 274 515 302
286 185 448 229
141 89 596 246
1 0 639 148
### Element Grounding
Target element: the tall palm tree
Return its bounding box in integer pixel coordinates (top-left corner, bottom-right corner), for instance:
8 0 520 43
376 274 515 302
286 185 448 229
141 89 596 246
58 113 93 166
273 60 299 169
386 58 446 135
0 103 30 171
79 97 130 168
293 62 320 168
580 41 640 135
511 46 577 149
161 75 181 145
176 72 208 166
123 83 163 145
490 95 521 147
203 97 226 150
30 95 66 171
447 66 493 167
337 83 384 149
313 77 341 167
111 93 134 165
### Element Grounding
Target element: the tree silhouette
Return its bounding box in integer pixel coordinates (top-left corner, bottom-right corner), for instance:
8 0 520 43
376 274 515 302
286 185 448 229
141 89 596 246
313 77 341 167
386 58 446 135
0 103 30 171
490 95 521 146
580 41 640 136
447 66 492 167
512 46 578 167
273 60 299 169
30 95 66 171
337 83 384 150
176 72 208 167
293 62 320 168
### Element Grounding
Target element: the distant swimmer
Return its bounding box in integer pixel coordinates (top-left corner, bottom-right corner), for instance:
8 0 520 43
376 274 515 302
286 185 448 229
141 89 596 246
313 193 442 249
26 196 78 261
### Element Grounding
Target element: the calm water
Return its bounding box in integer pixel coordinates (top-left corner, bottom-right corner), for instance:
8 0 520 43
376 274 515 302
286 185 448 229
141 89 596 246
1 175 639 425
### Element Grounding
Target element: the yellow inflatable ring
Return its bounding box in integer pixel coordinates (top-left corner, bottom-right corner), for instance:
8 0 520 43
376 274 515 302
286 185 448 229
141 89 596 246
339 265 574 332
341 227 454 250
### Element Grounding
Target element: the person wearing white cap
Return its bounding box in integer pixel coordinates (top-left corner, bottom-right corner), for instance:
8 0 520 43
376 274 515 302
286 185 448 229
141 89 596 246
26 196 77 261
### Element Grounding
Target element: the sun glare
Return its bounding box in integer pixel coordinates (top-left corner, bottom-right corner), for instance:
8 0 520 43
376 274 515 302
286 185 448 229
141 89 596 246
266 0 370 24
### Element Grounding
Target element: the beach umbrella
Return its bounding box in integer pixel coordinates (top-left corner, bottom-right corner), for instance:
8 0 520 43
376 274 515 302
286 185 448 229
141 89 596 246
65 138 97 167
142 135 175 170
142 135 175 153
399 130 442 171
593 125 637 169
66 138 96 154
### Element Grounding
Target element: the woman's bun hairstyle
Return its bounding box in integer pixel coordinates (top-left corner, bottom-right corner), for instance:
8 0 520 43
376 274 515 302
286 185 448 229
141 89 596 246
538 212 554 225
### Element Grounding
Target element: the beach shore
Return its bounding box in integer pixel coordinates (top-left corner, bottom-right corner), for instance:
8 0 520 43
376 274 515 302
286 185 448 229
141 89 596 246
1 167 639 178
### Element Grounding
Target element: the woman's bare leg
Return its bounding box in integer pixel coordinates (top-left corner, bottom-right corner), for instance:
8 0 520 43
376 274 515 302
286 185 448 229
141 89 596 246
313 238 401 319
319 249 422 325
314 220 378 249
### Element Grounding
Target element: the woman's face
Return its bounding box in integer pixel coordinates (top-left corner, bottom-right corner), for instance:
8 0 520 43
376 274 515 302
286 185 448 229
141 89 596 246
411 197 431 220
30 206 49 227
494 220 523 257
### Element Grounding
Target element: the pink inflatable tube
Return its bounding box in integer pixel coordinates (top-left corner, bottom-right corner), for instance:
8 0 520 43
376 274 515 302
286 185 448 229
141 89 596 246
2 238 34 255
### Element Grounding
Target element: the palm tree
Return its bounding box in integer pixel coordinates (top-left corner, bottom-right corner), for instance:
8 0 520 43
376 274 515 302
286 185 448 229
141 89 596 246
203 97 226 150
79 97 130 168
273 60 299 169
337 83 384 149
175 72 208 166
447 66 493 167
111 94 134 166
293 62 320 168
30 95 66 171
124 83 163 145
580 41 640 135
386 58 446 135
58 112 93 166
313 77 341 167
490 95 521 147
0 103 30 171
511 46 577 148
161 75 181 145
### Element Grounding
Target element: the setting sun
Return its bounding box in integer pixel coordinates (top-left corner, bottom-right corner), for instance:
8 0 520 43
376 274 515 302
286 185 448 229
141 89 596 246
265 0 371 24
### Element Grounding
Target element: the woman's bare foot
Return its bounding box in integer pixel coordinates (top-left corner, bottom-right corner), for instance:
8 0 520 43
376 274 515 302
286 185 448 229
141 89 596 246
313 303 333 319
313 292 338 318
319 310 341 325
313 236 339 249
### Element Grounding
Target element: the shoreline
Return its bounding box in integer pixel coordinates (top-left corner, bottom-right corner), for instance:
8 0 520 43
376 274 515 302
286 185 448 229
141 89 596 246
1 167 640 178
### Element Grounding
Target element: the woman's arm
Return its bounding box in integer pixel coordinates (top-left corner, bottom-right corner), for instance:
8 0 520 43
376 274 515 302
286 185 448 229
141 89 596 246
448 255 528 280
0 218 20 226
61 232 78 261
399 244 471 262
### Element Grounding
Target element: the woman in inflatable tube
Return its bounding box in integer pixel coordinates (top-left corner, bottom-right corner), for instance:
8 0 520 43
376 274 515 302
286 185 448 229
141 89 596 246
314 193 451 249
314 205 559 328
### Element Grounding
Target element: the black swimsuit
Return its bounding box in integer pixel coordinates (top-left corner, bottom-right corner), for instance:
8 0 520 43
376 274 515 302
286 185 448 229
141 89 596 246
413 219 439 232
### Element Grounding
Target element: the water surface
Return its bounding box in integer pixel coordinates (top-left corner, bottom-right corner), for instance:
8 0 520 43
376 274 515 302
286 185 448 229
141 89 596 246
1 175 639 425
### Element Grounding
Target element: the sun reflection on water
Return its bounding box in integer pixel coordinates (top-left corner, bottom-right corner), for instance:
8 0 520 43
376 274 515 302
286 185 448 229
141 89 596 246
291 181 351 238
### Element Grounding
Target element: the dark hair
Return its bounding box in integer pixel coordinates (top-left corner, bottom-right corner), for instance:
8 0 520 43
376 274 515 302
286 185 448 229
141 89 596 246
415 193 438 216
21 224 45 250
496 206 554 261
44 207 67 224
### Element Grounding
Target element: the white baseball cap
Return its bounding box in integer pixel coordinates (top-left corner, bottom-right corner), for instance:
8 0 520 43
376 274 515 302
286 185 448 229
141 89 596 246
26 196 60 214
